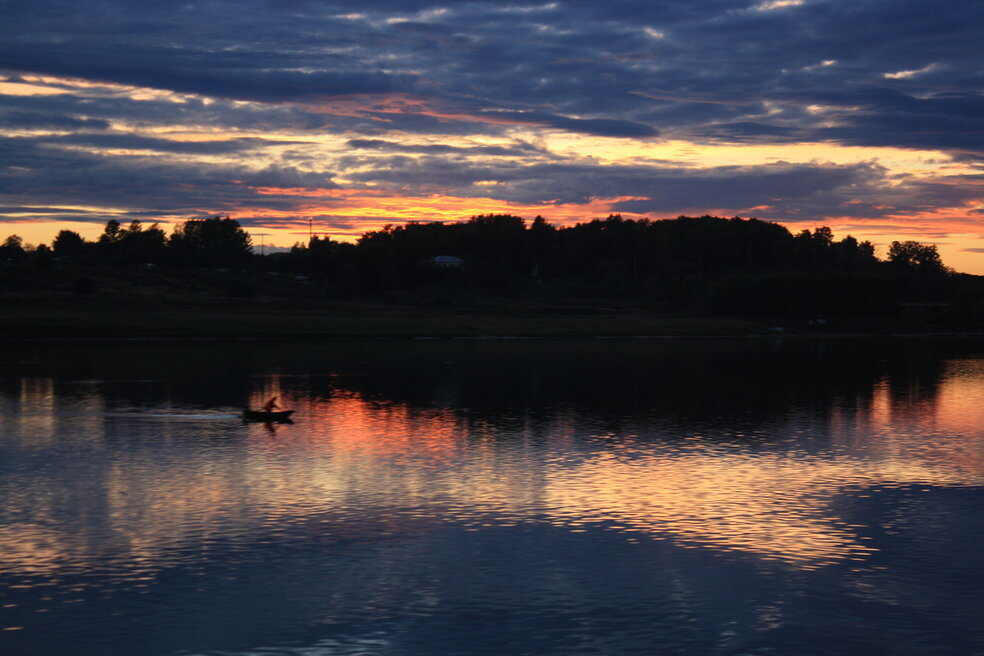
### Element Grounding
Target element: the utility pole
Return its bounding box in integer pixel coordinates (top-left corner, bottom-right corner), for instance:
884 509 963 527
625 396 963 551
254 232 269 256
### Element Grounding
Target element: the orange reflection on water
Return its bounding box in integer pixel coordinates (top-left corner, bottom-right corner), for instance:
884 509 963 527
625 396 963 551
238 388 984 569
864 361 984 475
250 393 467 464
543 447 944 568
3 361 984 577
0 524 69 576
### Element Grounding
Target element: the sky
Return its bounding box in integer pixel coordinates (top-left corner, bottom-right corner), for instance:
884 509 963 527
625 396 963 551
1 0 983 270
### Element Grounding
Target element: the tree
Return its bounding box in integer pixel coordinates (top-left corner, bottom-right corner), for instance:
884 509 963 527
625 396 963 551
169 216 253 267
98 220 124 245
530 215 556 277
96 219 166 264
34 243 53 270
52 230 86 257
129 223 166 264
96 219 125 262
1 234 25 259
812 226 834 246
888 241 945 273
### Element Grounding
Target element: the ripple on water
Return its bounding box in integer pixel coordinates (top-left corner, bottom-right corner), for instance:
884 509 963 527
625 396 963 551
3 341 984 656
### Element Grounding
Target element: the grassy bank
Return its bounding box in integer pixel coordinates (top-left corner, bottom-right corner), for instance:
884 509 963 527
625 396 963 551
3 265 945 341
0 293 765 340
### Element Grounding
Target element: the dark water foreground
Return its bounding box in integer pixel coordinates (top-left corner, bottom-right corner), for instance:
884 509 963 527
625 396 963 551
1 338 983 656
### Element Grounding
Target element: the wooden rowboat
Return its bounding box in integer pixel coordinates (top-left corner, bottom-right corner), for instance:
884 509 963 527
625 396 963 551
243 409 295 423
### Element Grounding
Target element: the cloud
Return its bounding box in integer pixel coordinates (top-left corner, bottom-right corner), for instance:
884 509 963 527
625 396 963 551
489 111 659 138
38 133 298 155
2 0 980 148
0 47 420 103
346 138 550 157
0 134 337 217
1 0 982 258
0 111 110 131
340 154 981 225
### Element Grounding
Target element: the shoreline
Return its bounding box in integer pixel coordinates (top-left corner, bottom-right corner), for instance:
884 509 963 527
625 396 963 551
5 321 984 343
3 296 980 343
8 334 984 343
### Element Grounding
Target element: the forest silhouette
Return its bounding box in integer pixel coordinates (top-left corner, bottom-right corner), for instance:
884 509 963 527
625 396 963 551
2 214 982 331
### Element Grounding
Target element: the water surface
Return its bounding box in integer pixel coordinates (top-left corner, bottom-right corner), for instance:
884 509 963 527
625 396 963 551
1 339 983 655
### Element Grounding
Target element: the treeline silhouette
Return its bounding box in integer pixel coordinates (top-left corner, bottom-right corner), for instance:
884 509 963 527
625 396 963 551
2 214 982 324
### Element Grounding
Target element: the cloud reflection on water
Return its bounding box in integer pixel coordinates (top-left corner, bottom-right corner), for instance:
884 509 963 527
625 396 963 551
2 349 984 577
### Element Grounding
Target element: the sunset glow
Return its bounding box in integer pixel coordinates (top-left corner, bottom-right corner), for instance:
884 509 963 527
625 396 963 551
2 1 982 270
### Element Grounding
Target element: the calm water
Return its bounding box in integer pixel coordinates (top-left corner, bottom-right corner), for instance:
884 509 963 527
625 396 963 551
1 338 983 656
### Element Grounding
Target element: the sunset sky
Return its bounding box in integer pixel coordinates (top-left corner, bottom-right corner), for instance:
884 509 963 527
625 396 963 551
2 1 983 270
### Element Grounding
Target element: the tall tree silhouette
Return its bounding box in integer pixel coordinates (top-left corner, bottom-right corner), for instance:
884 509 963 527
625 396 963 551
169 216 252 267
888 241 945 274
52 230 86 258
0 235 26 261
97 220 166 264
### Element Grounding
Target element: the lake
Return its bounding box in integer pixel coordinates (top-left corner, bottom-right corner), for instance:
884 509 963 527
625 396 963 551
1 338 983 655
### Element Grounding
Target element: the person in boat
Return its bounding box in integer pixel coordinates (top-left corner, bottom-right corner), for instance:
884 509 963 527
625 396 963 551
263 396 279 413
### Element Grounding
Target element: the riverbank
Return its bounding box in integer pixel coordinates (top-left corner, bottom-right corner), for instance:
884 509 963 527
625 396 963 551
0 270 961 341
0 298 767 340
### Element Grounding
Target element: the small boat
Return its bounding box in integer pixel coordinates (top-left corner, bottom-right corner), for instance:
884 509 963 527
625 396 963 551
243 409 295 423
